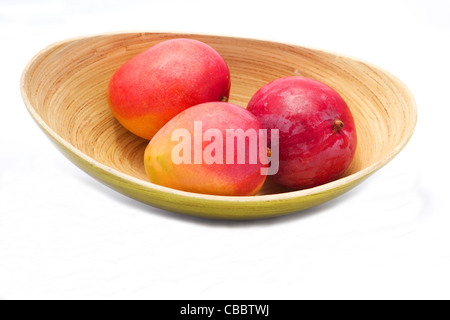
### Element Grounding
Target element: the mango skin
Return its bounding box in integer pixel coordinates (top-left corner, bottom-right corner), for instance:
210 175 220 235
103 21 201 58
247 76 357 190
144 102 267 196
108 39 231 140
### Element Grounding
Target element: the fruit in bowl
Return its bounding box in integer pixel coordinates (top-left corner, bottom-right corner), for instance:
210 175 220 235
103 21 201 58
144 102 269 196
247 76 357 190
108 38 231 140
22 33 417 218
107 38 356 194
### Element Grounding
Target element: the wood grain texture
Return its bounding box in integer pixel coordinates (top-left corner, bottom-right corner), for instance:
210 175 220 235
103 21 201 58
20 32 417 219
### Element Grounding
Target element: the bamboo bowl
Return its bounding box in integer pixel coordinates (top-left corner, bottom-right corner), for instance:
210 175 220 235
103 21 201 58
21 32 417 220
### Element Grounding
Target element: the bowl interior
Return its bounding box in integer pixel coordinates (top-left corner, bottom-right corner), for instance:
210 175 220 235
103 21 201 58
22 33 416 197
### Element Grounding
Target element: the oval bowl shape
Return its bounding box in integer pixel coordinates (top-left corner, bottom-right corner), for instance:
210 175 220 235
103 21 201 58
21 32 417 220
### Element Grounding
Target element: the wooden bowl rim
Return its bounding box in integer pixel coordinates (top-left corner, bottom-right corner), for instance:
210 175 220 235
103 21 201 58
20 31 417 203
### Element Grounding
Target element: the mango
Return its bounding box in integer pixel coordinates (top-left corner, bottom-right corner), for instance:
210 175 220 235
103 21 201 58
108 39 231 140
144 102 269 196
247 76 357 189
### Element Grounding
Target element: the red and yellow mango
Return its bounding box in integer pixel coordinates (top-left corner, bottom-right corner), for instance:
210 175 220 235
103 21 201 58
108 39 231 140
144 102 268 196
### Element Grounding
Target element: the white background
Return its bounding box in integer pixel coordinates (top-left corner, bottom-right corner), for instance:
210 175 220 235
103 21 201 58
1 0 449 300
